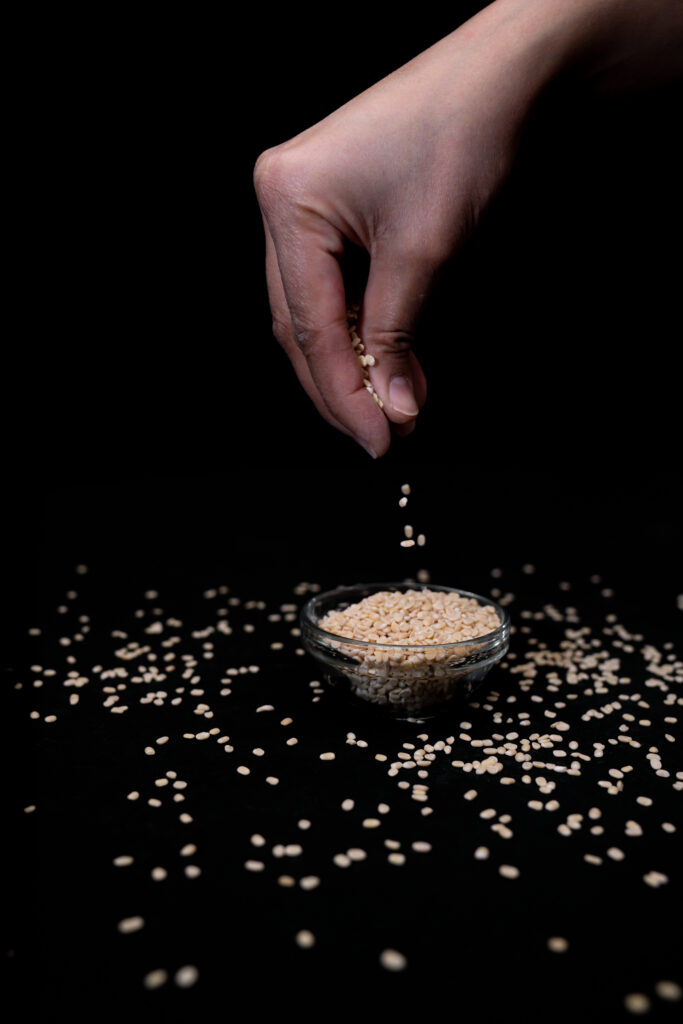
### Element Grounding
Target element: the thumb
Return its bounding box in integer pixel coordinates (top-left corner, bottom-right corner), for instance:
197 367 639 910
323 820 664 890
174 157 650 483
359 254 430 425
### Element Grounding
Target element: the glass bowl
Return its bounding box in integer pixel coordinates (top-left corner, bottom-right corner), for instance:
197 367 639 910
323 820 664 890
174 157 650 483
300 582 510 720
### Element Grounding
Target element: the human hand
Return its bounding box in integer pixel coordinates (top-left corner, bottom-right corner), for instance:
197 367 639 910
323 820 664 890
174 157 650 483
254 0 682 457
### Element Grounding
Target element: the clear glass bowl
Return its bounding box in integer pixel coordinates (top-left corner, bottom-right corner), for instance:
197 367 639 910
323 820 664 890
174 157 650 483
300 582 510 720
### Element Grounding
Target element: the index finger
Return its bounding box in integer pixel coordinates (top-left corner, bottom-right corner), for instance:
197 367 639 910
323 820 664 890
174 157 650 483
269 214 391 458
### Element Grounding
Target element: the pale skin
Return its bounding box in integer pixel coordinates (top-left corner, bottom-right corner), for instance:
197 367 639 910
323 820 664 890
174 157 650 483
254 0 683 457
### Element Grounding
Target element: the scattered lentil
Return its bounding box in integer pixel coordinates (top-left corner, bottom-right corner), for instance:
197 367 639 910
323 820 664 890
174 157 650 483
118 916 144 934
380 949 407 972
143 969 168 990
624 993 651 1014
655 981 682 1002
174 965 199 989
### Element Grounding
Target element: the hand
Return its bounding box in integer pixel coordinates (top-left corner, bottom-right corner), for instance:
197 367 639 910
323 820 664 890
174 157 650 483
254 0 682 457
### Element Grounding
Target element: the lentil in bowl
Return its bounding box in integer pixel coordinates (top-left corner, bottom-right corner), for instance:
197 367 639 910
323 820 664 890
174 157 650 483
300 583 510 720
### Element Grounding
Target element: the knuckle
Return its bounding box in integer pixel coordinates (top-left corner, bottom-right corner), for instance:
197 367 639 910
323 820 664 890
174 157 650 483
253 144 306 213
367 329 414 356
294 327 316 359
294 319 349 360
253 146 283 208
271 316 292 347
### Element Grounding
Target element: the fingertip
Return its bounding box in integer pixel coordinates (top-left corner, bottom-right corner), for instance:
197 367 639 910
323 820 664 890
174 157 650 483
388 375 419 418
356 438 378 459
392 418 417 438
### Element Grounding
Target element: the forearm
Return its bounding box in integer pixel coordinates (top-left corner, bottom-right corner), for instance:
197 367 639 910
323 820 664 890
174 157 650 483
453 0 683 96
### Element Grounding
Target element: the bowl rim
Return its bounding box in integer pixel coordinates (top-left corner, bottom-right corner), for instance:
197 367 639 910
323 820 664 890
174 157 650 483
300 582 510 652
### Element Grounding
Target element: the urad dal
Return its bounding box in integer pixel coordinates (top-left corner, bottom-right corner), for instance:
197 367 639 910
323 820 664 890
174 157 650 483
311 587 505 713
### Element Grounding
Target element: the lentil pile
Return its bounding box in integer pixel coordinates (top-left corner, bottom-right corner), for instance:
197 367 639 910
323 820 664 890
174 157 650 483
317 588 500 645
11 562 683 1020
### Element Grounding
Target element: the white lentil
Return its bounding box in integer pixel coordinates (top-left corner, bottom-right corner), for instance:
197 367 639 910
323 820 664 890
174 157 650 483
624 993 651 1014
299 876 320 890
295 930 316 948
143 969 168 990
118 916 144 934
547 937 569 953
643 871 668 888
174 965 199 989
380 949 407 972
655 980 682 1001
113 856 134 867
499 864 520 879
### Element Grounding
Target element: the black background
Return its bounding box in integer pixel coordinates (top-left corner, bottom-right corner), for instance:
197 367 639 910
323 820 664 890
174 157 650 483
4 6 682 1022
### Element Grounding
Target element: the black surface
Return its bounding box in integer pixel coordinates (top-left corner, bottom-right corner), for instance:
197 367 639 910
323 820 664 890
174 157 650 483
5 6 682 1022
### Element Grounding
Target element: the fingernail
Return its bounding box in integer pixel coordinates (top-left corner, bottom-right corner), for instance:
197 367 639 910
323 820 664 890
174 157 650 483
357 438 377 459
389 376 418 417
